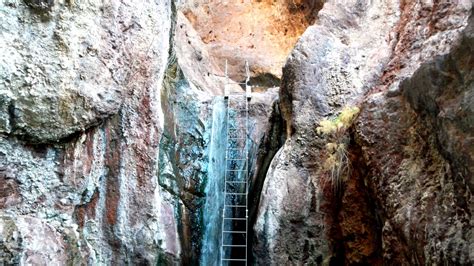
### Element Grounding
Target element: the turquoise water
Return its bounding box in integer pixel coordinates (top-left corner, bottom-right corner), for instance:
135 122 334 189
200 97 227 266
200 97 252 265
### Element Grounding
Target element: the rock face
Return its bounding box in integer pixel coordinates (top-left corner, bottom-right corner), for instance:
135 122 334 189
255 0 472 265
255 1 401 264
162 11 281 264
0 0 179 264
1 0 473 265
0 215 72 265
179 0 324 81
360 12 474 263
0 0 282 264
0 0 171 143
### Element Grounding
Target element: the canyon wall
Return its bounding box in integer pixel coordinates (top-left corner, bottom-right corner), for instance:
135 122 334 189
255 0 473 265
0 0 473 265
0 0 281 264
1 0 178 264
180 0 324 82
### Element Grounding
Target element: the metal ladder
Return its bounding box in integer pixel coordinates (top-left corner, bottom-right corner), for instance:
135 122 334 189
221 61 251 265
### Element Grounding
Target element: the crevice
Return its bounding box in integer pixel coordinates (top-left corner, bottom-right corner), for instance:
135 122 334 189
239 73 281 91
7 100 16 134
320 128 384 265
248 99 286 264
158 2 209 263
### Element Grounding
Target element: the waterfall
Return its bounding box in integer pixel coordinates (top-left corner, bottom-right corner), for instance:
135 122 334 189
200 97 227 266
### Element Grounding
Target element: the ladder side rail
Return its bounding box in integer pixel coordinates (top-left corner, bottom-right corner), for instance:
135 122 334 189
221 62 252 265
245 96 249 264
221 96 230 263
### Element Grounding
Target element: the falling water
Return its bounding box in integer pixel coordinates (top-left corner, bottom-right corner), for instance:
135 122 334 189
200 97 227 266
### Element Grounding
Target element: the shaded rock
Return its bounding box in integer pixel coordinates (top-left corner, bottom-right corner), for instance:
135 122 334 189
402 12 474 191
0 216 21 264
0 168 22 209
254 142 328 265
337 142 382 265
380 0 472 89
0 93 12 134
355 92 471 264
23 0 54 10
349 11 474 264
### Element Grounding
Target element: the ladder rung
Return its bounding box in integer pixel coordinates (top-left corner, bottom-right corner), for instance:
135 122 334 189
222 259 247 261
229 112 248 114
222 97 250 256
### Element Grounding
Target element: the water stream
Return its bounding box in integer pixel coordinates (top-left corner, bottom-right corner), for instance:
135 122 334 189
200 97 227 266
200 96 253 265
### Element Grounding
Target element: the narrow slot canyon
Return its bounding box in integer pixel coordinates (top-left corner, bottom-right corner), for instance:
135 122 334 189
0 0 473 265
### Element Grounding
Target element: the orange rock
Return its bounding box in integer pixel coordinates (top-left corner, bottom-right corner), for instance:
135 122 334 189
180 0 323 81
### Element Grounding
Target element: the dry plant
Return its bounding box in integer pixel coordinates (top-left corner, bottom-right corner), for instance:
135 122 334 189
316 106 360 191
